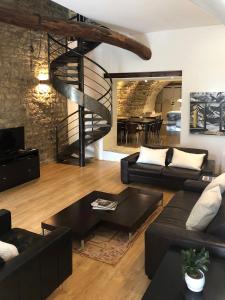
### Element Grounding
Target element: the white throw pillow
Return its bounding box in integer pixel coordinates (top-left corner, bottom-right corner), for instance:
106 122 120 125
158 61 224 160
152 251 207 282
0 241 19 262
186 186 222 231
137 147 168 166
169 148 206 171
204 173 225 194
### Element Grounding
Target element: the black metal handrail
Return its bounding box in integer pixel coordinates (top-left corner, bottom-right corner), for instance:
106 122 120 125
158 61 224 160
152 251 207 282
49 14 113 164
84 74 109 93
49 35 112 87
49 38 112 110
50 35 113 110
84 65 111 88
57 110 79 126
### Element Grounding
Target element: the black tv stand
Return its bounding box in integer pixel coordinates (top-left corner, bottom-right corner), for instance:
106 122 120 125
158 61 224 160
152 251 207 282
0 149 40 192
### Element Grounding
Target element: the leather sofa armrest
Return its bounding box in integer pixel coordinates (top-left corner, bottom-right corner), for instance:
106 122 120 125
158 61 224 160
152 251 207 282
121 152 139 184
0 209 11 236
0 226 72 299
201 159 215 176
183 179 209 193
0 226 72 280
145 223 225 279
148 223 225 251
121 152 139 164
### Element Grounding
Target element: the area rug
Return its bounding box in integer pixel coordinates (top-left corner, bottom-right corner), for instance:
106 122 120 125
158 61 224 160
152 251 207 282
74 206 162 265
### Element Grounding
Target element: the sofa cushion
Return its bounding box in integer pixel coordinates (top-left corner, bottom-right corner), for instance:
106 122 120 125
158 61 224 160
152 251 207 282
169 148 206 171
155 191 200 228
129 163 164 176
156 206 189 228
206 193 225 238
183 180 209 193
186 186 222 231
142 145 208 166
137 146 168 166
0 241 19 262
162 166 201 180
142 145 172 165
167 190 200 211
204 173 225 194
171 147 208 163
0 228 44 253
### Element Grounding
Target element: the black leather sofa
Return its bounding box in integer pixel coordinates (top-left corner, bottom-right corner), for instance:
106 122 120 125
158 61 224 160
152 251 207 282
0 209 72 300
121 145 215 189
145 180 225 279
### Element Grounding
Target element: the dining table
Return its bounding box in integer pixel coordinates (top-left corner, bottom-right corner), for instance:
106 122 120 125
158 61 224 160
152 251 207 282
128 117 156 144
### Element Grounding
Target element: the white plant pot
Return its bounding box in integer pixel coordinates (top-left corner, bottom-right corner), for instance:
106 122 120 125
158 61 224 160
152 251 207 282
185 270 205 292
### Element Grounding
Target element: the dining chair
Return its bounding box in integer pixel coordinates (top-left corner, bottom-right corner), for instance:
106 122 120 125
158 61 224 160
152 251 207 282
117 121 127 144
156 119 163 136
148 121 157 141
126 122 140 145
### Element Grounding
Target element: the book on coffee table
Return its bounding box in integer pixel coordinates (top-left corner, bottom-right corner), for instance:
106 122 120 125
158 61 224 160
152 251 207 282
91 199 118 211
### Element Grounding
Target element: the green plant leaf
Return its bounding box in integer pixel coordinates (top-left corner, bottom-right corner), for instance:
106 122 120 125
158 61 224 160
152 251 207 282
181 247 210 277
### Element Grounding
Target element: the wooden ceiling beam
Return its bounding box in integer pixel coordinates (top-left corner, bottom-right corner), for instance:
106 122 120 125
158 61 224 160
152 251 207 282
0 7 152 60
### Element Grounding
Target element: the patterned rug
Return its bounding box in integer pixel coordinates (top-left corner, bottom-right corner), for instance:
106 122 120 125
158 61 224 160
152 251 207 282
74 206 162 265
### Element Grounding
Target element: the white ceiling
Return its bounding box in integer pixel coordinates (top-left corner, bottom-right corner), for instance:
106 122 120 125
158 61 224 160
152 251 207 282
191 0 225 24
53 0 221 34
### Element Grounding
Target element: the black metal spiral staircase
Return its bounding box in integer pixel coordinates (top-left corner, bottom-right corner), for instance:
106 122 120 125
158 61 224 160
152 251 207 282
48 14 112 166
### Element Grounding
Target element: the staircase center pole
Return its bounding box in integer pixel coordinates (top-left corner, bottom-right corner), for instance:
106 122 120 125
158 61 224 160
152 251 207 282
78 15 86 167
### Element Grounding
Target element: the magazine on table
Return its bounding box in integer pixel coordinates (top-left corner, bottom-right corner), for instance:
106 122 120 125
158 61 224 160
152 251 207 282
91 198 118 211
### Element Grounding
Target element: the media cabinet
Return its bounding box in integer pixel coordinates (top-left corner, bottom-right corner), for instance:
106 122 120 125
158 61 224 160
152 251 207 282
0 149 40 192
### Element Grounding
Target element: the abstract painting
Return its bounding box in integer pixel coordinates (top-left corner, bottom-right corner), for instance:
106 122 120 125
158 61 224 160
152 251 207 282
190 92 225 135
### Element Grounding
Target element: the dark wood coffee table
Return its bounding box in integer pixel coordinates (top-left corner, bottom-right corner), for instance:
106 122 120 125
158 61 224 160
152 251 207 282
41 187 163 247
142 249 225 300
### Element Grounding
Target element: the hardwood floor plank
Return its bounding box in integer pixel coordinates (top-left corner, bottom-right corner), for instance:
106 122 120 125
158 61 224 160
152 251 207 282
0 160 174 300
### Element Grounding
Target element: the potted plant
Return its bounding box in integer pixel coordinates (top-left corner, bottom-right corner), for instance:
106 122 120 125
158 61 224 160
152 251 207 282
181 248 210 292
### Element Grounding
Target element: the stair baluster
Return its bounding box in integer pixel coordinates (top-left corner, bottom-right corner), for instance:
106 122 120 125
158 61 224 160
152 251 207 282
48 15 112 166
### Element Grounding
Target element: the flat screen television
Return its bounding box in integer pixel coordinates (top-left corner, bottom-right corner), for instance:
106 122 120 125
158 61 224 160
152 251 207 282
0 127 25 155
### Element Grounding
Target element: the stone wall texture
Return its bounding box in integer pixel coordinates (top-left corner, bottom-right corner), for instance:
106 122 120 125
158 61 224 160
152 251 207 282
117 80 169 118
0 0 69 162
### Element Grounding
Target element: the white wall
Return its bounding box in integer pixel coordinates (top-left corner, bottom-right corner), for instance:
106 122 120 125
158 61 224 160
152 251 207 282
103 80 118 151
92 25 225 170
159 86 181 120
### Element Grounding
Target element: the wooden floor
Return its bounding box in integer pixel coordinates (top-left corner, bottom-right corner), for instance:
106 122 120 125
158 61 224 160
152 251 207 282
0 160 174 300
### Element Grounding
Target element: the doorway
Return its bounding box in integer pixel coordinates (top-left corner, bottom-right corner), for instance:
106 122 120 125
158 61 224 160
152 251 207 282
103 72 182 154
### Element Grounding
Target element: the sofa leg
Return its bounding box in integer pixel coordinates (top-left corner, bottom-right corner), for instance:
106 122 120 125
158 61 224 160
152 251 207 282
122 179 130 184
81 240 85 249
58 283 64 291
128 232 132 241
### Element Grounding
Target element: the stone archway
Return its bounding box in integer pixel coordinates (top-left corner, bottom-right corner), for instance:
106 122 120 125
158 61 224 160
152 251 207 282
117 80 172 117
143 81 172 114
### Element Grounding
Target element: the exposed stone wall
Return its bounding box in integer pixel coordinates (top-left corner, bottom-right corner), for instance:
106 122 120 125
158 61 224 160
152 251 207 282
143 81 172 113
117 81 151 117
117 80 169 118
0 0 69 162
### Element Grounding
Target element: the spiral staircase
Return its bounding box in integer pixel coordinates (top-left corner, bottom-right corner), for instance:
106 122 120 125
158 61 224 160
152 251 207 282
48 14 112 166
